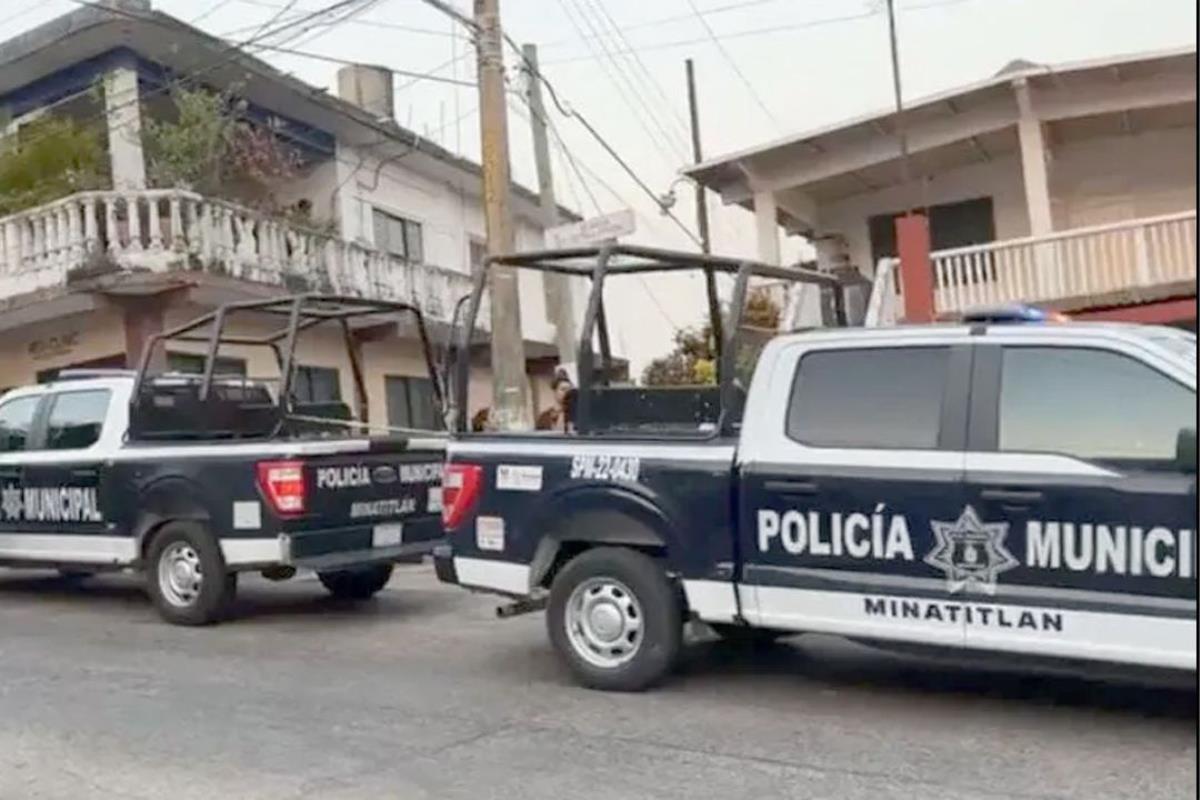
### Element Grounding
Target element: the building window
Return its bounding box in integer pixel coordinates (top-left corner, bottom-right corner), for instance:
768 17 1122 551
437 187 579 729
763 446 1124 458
45 390 110 451
372 208 424 263
385 375 439 430
868 197 996 265
167 352 248 376
786 347 948 450
293 366 342 404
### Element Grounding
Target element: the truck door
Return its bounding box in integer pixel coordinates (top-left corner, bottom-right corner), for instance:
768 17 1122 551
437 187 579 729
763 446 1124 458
963 342 1196 670
737 338 973 649
19 388 125 565
0 393 44 557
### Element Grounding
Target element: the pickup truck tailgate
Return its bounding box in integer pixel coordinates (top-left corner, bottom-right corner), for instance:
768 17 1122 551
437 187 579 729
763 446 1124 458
264 444 446 564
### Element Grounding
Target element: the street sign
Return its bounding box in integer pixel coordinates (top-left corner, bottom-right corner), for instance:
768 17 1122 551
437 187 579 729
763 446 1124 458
545 209 636 248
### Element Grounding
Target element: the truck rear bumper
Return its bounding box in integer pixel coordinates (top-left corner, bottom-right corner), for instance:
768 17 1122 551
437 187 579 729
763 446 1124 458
221 518 444 571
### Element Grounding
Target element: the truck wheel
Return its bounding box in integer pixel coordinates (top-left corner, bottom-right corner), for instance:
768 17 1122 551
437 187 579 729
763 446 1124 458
317 564 393 600
547 547 682 692
146 521 237 626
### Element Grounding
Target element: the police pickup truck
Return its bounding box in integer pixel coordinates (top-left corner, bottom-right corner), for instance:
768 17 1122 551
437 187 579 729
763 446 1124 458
434 246 1197 691
0 296 445 625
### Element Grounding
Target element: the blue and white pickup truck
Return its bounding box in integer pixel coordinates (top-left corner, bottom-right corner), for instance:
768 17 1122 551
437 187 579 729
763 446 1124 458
0 296 446 625
434 247 1197 691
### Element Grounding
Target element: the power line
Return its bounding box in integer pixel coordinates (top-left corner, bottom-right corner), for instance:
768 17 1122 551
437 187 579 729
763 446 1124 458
190 0 240 25
554 0 686 166
220 0 460 39
544 7 882 64
582 0 693 147
681 0 781 130
538 0 794 49
251 43 476 88
16 0 373 154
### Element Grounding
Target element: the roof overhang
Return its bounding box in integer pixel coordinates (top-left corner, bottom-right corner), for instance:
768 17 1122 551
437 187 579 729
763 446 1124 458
684 46 1197 231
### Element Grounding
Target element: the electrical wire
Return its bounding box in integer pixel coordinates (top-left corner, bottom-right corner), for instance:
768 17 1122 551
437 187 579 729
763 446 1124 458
544 7 882 65
190 0 240 25
681 0 781 130
581 0 692 145
220 0 460 39
249 43 477 87
556 0 687 164
14 0 374 154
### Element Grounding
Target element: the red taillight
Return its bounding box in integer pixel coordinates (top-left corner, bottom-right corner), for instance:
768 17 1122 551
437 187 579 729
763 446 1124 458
442 463 483 530
257 460 307 516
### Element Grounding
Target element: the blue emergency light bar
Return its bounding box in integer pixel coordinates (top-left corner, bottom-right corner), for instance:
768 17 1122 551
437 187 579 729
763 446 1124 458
959 304 1069 324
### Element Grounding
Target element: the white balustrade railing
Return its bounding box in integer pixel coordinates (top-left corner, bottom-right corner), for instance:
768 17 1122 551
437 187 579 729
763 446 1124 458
0 189 481 325
864 210 1196 324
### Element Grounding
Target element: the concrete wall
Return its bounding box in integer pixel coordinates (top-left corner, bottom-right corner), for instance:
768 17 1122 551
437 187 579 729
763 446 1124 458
0 309 126 392
328 146 558 344
814 125 1197 278
1049 126 1197 229
817 153 1030 278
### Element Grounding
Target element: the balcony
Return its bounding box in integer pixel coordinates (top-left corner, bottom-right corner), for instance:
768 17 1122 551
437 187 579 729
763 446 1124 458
866 210 1197 325
0 189 484 326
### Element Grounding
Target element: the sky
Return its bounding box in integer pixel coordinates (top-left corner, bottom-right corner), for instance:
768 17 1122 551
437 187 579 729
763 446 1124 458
3 0 1197 367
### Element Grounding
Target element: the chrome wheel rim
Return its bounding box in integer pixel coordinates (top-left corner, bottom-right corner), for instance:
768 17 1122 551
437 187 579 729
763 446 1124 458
564 577 644 669
158 541 203 608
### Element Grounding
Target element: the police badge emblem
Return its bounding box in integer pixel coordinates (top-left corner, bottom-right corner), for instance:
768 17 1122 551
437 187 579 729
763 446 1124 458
925 505 1019 595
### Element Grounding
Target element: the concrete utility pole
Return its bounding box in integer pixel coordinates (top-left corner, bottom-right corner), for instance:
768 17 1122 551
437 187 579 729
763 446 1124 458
475 0 531 429
522 43 579 375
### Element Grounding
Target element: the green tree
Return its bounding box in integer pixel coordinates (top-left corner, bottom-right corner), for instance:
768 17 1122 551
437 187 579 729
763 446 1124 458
641 287 782 386
0 116 107 215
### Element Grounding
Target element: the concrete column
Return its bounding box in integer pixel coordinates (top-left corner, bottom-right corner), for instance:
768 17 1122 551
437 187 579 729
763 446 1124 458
1013 77 1053 237
121 298 165 372
105 65 146 191
332 141 362 241
753 190 781 265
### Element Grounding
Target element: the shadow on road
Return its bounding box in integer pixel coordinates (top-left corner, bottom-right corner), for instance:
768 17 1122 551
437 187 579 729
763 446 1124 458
0 569 461 626
674 633 1197 722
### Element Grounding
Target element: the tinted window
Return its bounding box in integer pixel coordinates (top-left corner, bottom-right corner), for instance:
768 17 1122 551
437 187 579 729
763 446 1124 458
787 347 948 449
45 390 110 450
999 347 1194 466
0 396 40 453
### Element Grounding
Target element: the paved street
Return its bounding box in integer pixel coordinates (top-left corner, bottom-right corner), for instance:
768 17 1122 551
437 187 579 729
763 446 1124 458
0 564 1194 800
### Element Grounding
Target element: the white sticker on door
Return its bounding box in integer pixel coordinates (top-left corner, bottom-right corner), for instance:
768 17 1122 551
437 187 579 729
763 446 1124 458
496 464 543 492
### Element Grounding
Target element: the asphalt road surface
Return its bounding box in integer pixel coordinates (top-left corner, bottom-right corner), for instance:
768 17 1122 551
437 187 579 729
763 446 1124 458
0 565 1194 800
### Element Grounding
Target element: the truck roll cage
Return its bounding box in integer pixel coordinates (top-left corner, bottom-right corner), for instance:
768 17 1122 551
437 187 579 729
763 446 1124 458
130 294 444 441
454 244 846 437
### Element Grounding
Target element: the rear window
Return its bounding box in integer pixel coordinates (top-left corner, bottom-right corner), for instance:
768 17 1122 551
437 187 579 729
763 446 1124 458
45 390 110 450
786 347 949 449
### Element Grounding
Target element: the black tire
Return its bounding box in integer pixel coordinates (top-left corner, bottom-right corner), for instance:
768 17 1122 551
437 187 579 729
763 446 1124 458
146 521 237 626
317 563 394 600
709 623 787 647
547 547 682 692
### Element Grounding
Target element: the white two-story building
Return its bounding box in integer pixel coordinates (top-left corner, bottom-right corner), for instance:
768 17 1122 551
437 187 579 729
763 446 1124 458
686 47 1197 329
0 0 576 424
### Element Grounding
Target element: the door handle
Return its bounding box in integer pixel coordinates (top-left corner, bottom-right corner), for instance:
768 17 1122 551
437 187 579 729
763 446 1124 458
764 479 819 495
70 468 98 479
980 488 1043 504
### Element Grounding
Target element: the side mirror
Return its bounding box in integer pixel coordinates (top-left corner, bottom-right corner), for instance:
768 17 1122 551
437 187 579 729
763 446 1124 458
1176 428 1196 473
